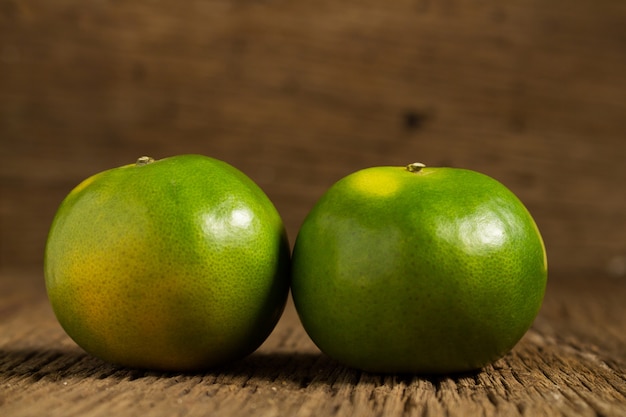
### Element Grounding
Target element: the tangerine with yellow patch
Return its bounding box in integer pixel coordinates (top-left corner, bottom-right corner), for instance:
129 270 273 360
291 163 547 374
44 154 290 371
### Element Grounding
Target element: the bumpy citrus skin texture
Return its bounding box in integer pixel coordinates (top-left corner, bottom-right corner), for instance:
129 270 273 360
44 154 290 372
291 166 547 374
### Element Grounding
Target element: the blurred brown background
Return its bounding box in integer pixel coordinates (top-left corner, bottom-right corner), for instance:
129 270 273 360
1 0 625 278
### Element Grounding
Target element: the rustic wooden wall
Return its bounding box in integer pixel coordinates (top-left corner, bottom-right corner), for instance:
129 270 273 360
1 0 625 277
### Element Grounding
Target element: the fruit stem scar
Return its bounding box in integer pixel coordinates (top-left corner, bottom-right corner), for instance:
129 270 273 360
406 162 426 173
136 156 155 166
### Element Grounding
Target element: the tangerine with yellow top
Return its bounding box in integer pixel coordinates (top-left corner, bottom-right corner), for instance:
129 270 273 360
291 162 547 374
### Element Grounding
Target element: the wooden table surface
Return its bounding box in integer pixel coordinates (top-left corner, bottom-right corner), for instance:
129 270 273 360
1 268 624 417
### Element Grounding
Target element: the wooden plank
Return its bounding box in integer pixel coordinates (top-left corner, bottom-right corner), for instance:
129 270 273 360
0 269 625 416
1 1 626 274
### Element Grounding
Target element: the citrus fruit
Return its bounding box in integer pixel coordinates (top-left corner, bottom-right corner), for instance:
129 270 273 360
44 154 290 372
291 163 547 374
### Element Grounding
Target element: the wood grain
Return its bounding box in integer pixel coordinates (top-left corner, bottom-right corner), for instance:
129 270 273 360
1 269 625 416
1 0 626 276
